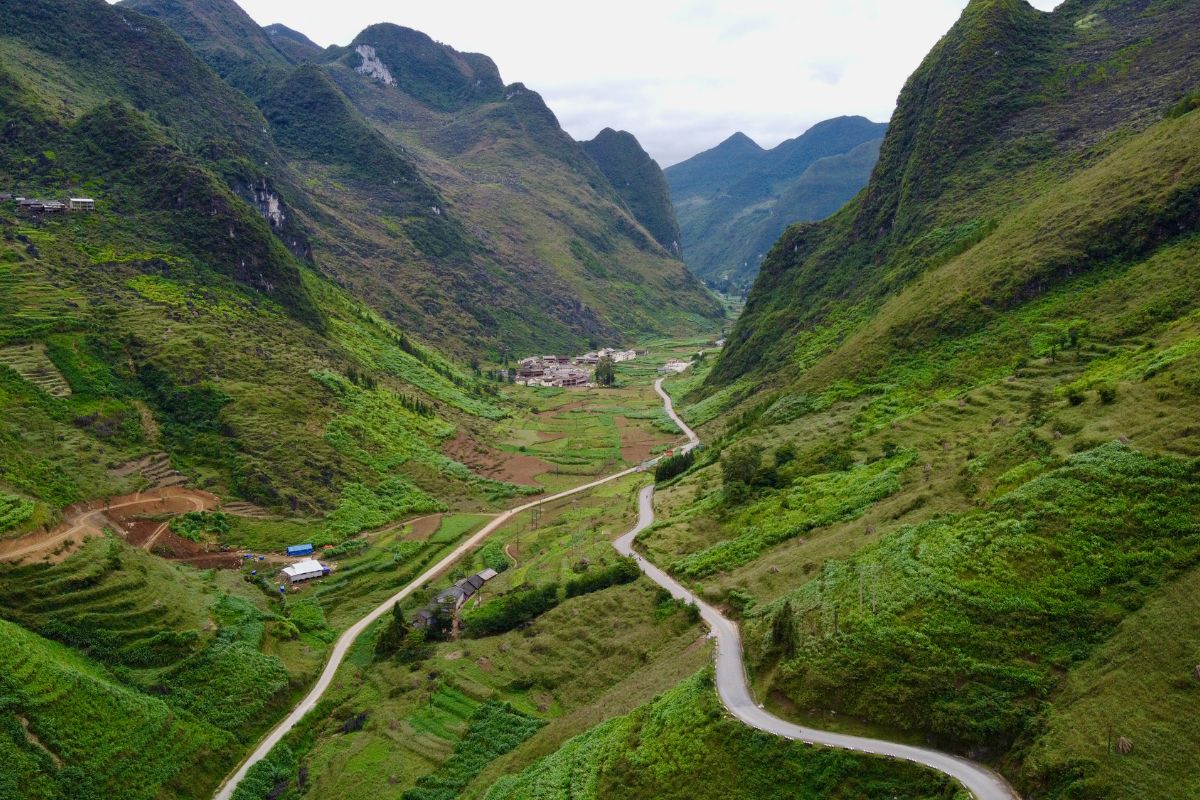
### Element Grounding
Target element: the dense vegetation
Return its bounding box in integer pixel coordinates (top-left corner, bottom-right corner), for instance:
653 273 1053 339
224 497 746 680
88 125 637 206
0 538 305 800
743 444 1200 751
581 128 682 254
654 449 695 483
481 670 958 800
665 117 886 291
637 4 1200 800
403 702 544 800
112 0 722 356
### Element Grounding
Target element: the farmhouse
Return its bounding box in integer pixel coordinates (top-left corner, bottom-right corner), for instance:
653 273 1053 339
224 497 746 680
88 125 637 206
437 567 500 611
69 198 95 211
16 199 66 214
281 558 329 584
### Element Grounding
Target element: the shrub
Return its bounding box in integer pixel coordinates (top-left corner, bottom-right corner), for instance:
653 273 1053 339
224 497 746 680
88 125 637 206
1096 383 1117 404
564 557 640 598
462 584 560 637
404 701 544 800
169 511 231 542
722 444 761 489
655 450 695 483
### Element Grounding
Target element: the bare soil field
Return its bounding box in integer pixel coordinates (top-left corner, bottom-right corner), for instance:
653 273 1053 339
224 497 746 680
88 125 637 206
0 487 219 565
407 513 443 542
443 431 553 486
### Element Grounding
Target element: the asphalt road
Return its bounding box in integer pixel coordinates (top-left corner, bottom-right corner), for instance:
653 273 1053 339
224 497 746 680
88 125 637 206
217 374 1021 800
611 378 1023 800
213 463 643 799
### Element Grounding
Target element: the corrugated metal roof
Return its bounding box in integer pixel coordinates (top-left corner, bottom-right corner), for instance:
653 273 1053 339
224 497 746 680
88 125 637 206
282 558 324 579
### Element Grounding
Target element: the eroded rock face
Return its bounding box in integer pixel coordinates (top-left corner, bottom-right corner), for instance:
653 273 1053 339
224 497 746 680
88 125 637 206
355 44 395 85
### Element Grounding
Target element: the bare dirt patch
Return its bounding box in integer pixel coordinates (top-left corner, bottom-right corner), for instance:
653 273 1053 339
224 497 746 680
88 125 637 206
0 488 219 565
443 431 552 486
614 416 663 464
408 514 443 542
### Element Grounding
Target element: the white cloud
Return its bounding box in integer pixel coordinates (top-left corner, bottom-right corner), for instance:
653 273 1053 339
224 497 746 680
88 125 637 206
123 0 1066 166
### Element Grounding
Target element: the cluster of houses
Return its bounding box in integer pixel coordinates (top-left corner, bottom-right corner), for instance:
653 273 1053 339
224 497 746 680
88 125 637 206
412 568 499 630
1 194 95 214
514 347 642 388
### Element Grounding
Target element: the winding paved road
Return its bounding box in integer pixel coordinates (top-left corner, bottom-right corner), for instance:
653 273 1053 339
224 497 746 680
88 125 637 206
214 463 644 799
611 378 1021 800
216 373 1020 800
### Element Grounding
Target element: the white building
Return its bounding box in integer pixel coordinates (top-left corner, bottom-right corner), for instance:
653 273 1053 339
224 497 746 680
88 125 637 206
281 558 328 584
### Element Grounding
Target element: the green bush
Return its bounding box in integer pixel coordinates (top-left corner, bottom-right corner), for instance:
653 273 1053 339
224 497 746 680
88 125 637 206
655 450 695 483
169 511 231 542
0 493 35 533
564 557 641 598
326 477 446 537
462 584 560 637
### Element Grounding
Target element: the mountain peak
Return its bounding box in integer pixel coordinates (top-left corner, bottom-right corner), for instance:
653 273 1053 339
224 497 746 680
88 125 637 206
581 129 681 254
342 23 505 110
719 131 762 152
263 23 322 61
120 0 290 77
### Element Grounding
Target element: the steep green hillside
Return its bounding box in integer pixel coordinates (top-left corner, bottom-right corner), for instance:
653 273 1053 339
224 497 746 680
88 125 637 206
264 24 323 63
121 0 293 93
582 128 682 254
0 0 536 522
666 117 886 290
0 534 315 800
638 2 1200 799
118 3 722 355
716 0 1200 387
480 670 957 800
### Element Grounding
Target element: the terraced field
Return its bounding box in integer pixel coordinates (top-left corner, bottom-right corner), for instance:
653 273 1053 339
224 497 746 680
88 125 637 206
0 344 70 398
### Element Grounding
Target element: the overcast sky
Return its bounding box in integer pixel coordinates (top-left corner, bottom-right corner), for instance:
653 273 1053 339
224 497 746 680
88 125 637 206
181 0 1062 167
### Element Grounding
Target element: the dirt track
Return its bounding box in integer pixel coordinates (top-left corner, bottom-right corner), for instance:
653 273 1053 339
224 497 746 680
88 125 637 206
0 488 220 565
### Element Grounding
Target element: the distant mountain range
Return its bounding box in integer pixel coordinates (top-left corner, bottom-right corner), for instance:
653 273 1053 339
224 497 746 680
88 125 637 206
111 0 720 356
666 116 887 291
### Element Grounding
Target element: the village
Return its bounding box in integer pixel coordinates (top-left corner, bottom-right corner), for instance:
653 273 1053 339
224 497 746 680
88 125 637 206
1 193 96 214
513 346 640 387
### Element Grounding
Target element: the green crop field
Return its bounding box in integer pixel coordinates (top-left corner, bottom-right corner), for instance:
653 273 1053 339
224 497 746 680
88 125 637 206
480 670 960 800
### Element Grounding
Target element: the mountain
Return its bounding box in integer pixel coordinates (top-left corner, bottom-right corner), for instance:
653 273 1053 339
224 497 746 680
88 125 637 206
122 0 293 93
666 116 887 290
117 0 721 356
665 131 764 200
643 1 1200 799
581 128 682 254
263 23 323 62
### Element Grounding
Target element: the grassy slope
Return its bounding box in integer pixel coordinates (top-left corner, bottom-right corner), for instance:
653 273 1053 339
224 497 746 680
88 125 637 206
480 670 960 800
581 128 682 253
638 3 1200 798
0 536 308 800
1019 561 1200 799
